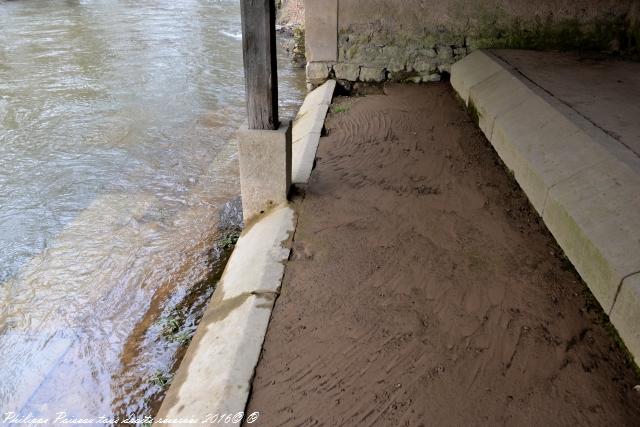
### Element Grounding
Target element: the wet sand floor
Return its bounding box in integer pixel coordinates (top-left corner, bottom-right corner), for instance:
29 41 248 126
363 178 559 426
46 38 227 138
246 83 640 426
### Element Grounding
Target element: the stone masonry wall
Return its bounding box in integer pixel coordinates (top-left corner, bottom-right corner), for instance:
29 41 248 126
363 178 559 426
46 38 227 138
305 0 640 88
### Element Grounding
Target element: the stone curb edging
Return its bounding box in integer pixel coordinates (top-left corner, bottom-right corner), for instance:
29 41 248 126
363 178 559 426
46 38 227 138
155 206 297 424
451 50 640 364
155 82 337 424
292 79 336 184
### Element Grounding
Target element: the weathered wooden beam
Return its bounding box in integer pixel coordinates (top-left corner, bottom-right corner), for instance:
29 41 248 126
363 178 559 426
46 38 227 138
240 0 279 130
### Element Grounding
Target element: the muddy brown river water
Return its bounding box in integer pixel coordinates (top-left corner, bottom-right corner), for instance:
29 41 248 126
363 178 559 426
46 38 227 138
0 0 304 419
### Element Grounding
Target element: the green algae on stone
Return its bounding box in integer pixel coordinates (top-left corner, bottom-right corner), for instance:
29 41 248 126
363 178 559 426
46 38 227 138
469 16 629 52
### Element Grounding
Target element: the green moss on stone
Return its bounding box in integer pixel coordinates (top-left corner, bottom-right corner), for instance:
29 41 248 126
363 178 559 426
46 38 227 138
470 16 628 52
338 13 636 58
346 44 360 61
292 25 306 65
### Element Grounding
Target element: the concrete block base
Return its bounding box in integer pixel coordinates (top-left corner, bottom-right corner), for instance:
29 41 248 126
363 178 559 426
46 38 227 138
238 121 292 223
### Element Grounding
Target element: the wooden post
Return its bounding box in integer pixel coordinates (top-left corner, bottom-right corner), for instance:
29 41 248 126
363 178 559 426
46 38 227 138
240 0 279 130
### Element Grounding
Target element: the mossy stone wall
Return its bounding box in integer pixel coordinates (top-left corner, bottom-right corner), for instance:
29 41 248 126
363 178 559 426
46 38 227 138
305 0 640 86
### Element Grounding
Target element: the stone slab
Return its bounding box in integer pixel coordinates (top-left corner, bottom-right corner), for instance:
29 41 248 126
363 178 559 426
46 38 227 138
291 81 335 184
157 295 273 423
219 206 295 299
298 80 336 116
237 121 292 223
293 104 329 137
304 0 338 62
450 50 508 105
543 158 640 313
156 206 296 424
610 273 640 366
490 49 640 160
292 132 321 184
468 70 535 140
491 96 608 214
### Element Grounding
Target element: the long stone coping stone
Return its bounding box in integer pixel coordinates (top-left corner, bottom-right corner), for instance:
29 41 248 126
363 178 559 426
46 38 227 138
450 50 512 105
451 50 640 364
155 205 296 424
155 82 337 423
292 79 336 184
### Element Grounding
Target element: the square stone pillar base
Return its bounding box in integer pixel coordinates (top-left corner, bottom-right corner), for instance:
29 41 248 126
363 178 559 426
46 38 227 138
237 120 292 223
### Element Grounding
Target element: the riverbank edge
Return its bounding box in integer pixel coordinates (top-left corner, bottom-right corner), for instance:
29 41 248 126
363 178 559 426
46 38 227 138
154 82 335 424
451 49 640 367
